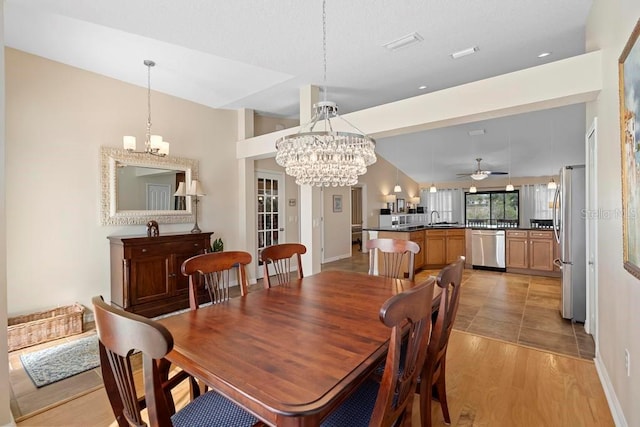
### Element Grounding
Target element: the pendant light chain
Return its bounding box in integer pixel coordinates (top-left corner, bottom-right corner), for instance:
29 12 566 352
146 60 153 147
274 0 377 187
322 0 327 104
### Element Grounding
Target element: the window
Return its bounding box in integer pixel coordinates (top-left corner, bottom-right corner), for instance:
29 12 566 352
421 188 464 223
465 190 519 227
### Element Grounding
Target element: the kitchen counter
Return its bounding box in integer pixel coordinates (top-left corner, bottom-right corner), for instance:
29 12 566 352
364 225 554 232
364 224 464 232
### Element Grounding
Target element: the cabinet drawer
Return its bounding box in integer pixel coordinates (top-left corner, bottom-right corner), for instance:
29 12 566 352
445 229 465 236
529 230 554 239
506 230 527 238
129 241 206 258
425 229 446 236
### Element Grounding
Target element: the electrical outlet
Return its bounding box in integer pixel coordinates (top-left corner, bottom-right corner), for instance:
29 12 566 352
625 349 631 377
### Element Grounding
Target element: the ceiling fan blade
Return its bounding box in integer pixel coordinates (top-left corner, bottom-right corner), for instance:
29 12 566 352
487 171 508 175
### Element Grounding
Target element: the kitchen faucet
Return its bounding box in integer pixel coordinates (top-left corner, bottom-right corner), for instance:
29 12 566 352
430 210 441 225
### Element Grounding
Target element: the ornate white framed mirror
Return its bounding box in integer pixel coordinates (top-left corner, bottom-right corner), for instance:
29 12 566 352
100 147 198 225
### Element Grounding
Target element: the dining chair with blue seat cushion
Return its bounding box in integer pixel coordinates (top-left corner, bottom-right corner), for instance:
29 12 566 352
92 295 259 427
321 277 436 427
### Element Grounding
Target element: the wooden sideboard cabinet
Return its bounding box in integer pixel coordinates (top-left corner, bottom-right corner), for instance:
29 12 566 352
108 232 213 317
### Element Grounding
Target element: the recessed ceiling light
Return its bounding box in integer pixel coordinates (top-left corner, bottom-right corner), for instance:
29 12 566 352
418 85 427 90
382 32 424 51
450 46 479 59
538 52 552 58
468 129 485 136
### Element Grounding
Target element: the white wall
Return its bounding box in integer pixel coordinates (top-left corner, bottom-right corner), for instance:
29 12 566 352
5 49 240 316
586 3 640 426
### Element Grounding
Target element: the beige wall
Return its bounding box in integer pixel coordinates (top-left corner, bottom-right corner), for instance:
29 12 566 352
0 3 12 425
322 186 351 261
586 2 640 425
358 155 420 228
254 114 298 136
5 49 240 316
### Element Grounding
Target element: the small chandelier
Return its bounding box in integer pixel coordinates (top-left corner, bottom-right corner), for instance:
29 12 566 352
123 60 169 156
275 0 376 187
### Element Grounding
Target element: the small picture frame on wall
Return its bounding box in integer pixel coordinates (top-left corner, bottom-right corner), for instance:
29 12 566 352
397 198 405 213
333 195 343 212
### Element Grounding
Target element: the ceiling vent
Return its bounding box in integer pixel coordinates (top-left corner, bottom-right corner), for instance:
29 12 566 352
382 32 424 51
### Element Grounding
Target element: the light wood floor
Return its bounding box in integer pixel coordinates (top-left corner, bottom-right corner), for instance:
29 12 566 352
13 250 611 425
16 330 613 426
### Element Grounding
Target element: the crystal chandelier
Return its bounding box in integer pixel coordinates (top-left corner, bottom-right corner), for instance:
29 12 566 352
275 0 376 187
123 60 169 156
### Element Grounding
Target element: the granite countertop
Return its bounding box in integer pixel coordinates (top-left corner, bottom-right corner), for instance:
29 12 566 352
364 225 555 232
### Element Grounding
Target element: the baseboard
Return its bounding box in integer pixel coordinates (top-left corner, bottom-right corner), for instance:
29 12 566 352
323 253 352 263
595 354 628 426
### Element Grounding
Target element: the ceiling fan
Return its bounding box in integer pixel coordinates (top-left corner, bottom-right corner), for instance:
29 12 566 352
457 158 508 181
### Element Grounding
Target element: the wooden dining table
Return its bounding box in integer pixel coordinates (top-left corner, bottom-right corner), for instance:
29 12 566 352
157 270 438 426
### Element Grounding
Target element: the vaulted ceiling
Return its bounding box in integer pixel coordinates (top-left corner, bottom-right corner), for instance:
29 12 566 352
4 0 592 183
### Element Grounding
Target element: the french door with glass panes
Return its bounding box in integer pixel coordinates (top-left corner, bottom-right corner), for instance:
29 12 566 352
256 171 285 279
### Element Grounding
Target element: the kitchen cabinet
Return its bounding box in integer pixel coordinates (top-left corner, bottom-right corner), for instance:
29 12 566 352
425 228 465 268
506 230 558 276
505 230 528 269
424 230 446 266
411 230 425 269
108 232 212 317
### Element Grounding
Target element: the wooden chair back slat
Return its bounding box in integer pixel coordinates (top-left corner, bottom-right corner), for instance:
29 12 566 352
260 243 307 288
366 238 420 281
419 256 465 427
93 296 175 427
181 251 252 309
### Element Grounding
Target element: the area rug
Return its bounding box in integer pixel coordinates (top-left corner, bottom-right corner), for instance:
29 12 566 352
20 334 100 388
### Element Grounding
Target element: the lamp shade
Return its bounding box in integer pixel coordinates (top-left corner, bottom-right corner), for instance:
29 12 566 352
469 185 477 193
385 194 397 203
174 182 186 196
429 184 437 193
123 136 136 151
188 180 206 196
506 184 514 191
547 178 557 190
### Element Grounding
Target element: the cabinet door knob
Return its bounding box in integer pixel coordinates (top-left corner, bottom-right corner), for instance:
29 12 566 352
141 248 147 252
194 243 199 247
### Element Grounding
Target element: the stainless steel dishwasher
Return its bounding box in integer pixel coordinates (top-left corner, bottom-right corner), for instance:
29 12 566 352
471 229 506 270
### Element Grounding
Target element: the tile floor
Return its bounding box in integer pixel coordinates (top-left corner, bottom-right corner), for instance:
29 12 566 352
324 247 595 360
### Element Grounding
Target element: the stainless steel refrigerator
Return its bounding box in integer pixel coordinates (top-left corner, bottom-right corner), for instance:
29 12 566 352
552 165 586 322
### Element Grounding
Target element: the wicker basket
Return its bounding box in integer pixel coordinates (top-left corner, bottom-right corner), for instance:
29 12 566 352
7 304 84 352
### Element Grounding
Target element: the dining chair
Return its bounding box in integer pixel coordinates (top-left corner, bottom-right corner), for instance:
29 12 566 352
366 238 421 281
321 277 436 427
418 256 465 427
259 243 307 288
181 251 252 310
92 296 259 427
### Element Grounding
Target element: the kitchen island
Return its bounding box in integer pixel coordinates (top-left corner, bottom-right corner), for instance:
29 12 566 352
365 224 467 275
365 223 559 278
